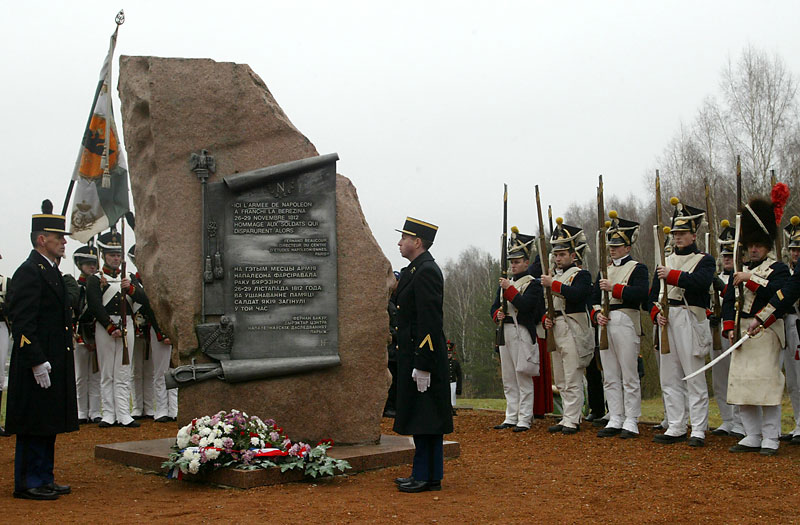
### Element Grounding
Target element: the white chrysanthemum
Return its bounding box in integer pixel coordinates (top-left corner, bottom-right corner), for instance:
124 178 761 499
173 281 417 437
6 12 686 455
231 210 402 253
188 458 201 474
205 448 220 460
250 436 260 446
199 427 212 437
213 438 223 448
183 448 196 460
199 437 209 447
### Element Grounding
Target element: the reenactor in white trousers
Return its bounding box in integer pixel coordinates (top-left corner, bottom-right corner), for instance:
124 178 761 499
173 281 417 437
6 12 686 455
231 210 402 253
727 197 790 455
71 245 102 424
541 219 593 435
86 230 147 428
591 212 649 439
491 230 543 432
127 245 155 420
648 199 715 447
709 221 744 439
779 216 800 445
128 244 176 423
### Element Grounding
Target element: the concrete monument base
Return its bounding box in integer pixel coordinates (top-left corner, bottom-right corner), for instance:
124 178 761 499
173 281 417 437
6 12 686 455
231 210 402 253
95 435 460 489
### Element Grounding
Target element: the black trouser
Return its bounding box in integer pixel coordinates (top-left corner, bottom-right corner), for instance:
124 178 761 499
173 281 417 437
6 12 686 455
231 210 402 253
412 434 443 481
15 434 56 492
586 349 605 416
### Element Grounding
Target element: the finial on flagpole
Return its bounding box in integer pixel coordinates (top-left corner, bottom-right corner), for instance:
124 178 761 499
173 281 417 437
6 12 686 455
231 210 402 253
115 9 125 26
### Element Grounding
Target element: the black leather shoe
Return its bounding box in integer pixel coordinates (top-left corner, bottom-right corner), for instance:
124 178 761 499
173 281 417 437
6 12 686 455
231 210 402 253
394 476 414 486
729 444 761 453
398 480 441 493
383 409 396 418
711 428 731 437
548 424 564 433
493 423 515 430
155 416 171 423
791 435 800 446
597 427 622 438
98 421 115 428
77 418 89 425
0 426 10 437
122 420 141 428
619 430 639 439
760 447 778 456
730 432 745 440
91 417 102 424
779 433 795 442
592 418 608 428
13 487 59 500
44 482 71 495
688 437 705 447
561 425 579 435
512 426 530 433
653 433 687 444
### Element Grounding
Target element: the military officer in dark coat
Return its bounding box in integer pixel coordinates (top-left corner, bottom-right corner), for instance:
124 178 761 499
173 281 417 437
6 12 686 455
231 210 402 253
392 217 453 493
6 202 78 500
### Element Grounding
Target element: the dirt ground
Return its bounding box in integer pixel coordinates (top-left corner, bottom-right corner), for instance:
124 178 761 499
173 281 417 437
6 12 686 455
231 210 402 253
1 410 798 524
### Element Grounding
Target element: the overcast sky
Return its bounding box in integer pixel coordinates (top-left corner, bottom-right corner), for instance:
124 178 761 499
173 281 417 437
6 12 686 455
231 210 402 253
2 1 800 278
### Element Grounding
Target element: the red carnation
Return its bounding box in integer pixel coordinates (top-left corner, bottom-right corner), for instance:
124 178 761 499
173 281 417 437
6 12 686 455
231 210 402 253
772 182 790 224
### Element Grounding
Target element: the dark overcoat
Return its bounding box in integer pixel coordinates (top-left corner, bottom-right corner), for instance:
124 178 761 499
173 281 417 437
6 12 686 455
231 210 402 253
392 251 454 436
5 250 79 436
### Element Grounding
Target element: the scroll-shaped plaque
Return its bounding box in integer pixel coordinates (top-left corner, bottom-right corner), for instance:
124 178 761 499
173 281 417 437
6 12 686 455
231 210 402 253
168 153 340 388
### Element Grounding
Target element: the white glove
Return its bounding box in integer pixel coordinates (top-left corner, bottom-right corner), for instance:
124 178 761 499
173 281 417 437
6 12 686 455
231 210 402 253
411 368 431 393
32 361 52 389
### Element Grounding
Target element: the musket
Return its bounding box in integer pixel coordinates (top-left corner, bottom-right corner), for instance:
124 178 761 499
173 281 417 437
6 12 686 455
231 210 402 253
655 170 671 354
735 155 744 338
120 218 130 365
548 205 554 237
705 181 723 351
597 176 610 350
495 184 508 349
772 170 783 260
535 185 557 352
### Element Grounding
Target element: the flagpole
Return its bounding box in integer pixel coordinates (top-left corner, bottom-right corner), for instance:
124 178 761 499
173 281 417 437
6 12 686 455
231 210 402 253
62 10 125 216
120 216 130 365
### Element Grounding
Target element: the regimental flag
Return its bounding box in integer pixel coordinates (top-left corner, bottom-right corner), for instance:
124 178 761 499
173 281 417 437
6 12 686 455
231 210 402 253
69 16 130 243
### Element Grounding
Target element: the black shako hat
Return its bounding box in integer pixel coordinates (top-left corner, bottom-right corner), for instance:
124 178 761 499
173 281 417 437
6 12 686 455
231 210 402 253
97 229 123 253
785 216 800 249
73 244 99 265
606 210 639 247
397 217 438 244
669 197 705 233
550 218 586 253
32 199 71 234
718 220 735 255
508 226 535 260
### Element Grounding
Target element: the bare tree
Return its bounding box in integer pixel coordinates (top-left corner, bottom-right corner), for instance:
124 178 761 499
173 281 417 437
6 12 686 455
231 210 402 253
442 246 502 397
718 45 798 195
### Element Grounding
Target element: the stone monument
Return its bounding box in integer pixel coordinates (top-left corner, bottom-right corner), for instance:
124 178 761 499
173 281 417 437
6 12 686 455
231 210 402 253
118 56 394 445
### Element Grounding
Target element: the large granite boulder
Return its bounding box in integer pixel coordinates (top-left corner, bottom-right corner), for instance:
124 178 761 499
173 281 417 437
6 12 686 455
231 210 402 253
118 56 393 444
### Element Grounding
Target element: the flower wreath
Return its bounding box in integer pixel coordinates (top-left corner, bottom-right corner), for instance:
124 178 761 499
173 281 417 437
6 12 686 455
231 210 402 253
162 409 350 479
